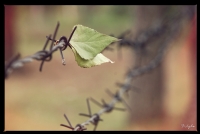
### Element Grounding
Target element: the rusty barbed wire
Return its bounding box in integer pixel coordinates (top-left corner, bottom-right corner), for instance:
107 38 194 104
4 22 78 79
5 6 195 131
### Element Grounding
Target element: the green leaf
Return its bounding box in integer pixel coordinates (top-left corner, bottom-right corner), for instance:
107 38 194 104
71 47 114 68
69 25 120 60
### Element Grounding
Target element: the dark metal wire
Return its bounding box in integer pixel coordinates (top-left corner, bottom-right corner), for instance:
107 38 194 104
4 22 78 78
68 8 195 131
4 41 65 79
60 114 86 131
39 22 60 72
79 99 103 131
4 7 195 130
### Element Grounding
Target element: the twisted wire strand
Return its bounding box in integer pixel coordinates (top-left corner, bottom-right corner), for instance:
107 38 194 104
72 7 194 131
4 6 195 130
5 41 65 79
73 34 170 131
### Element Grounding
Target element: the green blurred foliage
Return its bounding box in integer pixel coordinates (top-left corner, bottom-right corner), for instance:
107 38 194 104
14 5 134 55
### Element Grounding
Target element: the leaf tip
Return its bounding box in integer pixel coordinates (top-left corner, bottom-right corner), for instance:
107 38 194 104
110 61 115 64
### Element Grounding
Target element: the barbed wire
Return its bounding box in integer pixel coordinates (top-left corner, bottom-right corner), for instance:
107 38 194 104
5 6 195 131
61 7 195 131
4 40 66 79
65 32 171 131
5 22 57 78
4 22 75 79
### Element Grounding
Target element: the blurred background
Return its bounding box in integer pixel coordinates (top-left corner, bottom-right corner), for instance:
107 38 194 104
5 5 196 131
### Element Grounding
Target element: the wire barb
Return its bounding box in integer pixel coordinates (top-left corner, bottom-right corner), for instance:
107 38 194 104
59 48 66 65
62 26 77 51
106 89 131 111
61 114 86 131
4 22 68 78
90 97 126 113
40 22 60 72
79 99 103 131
